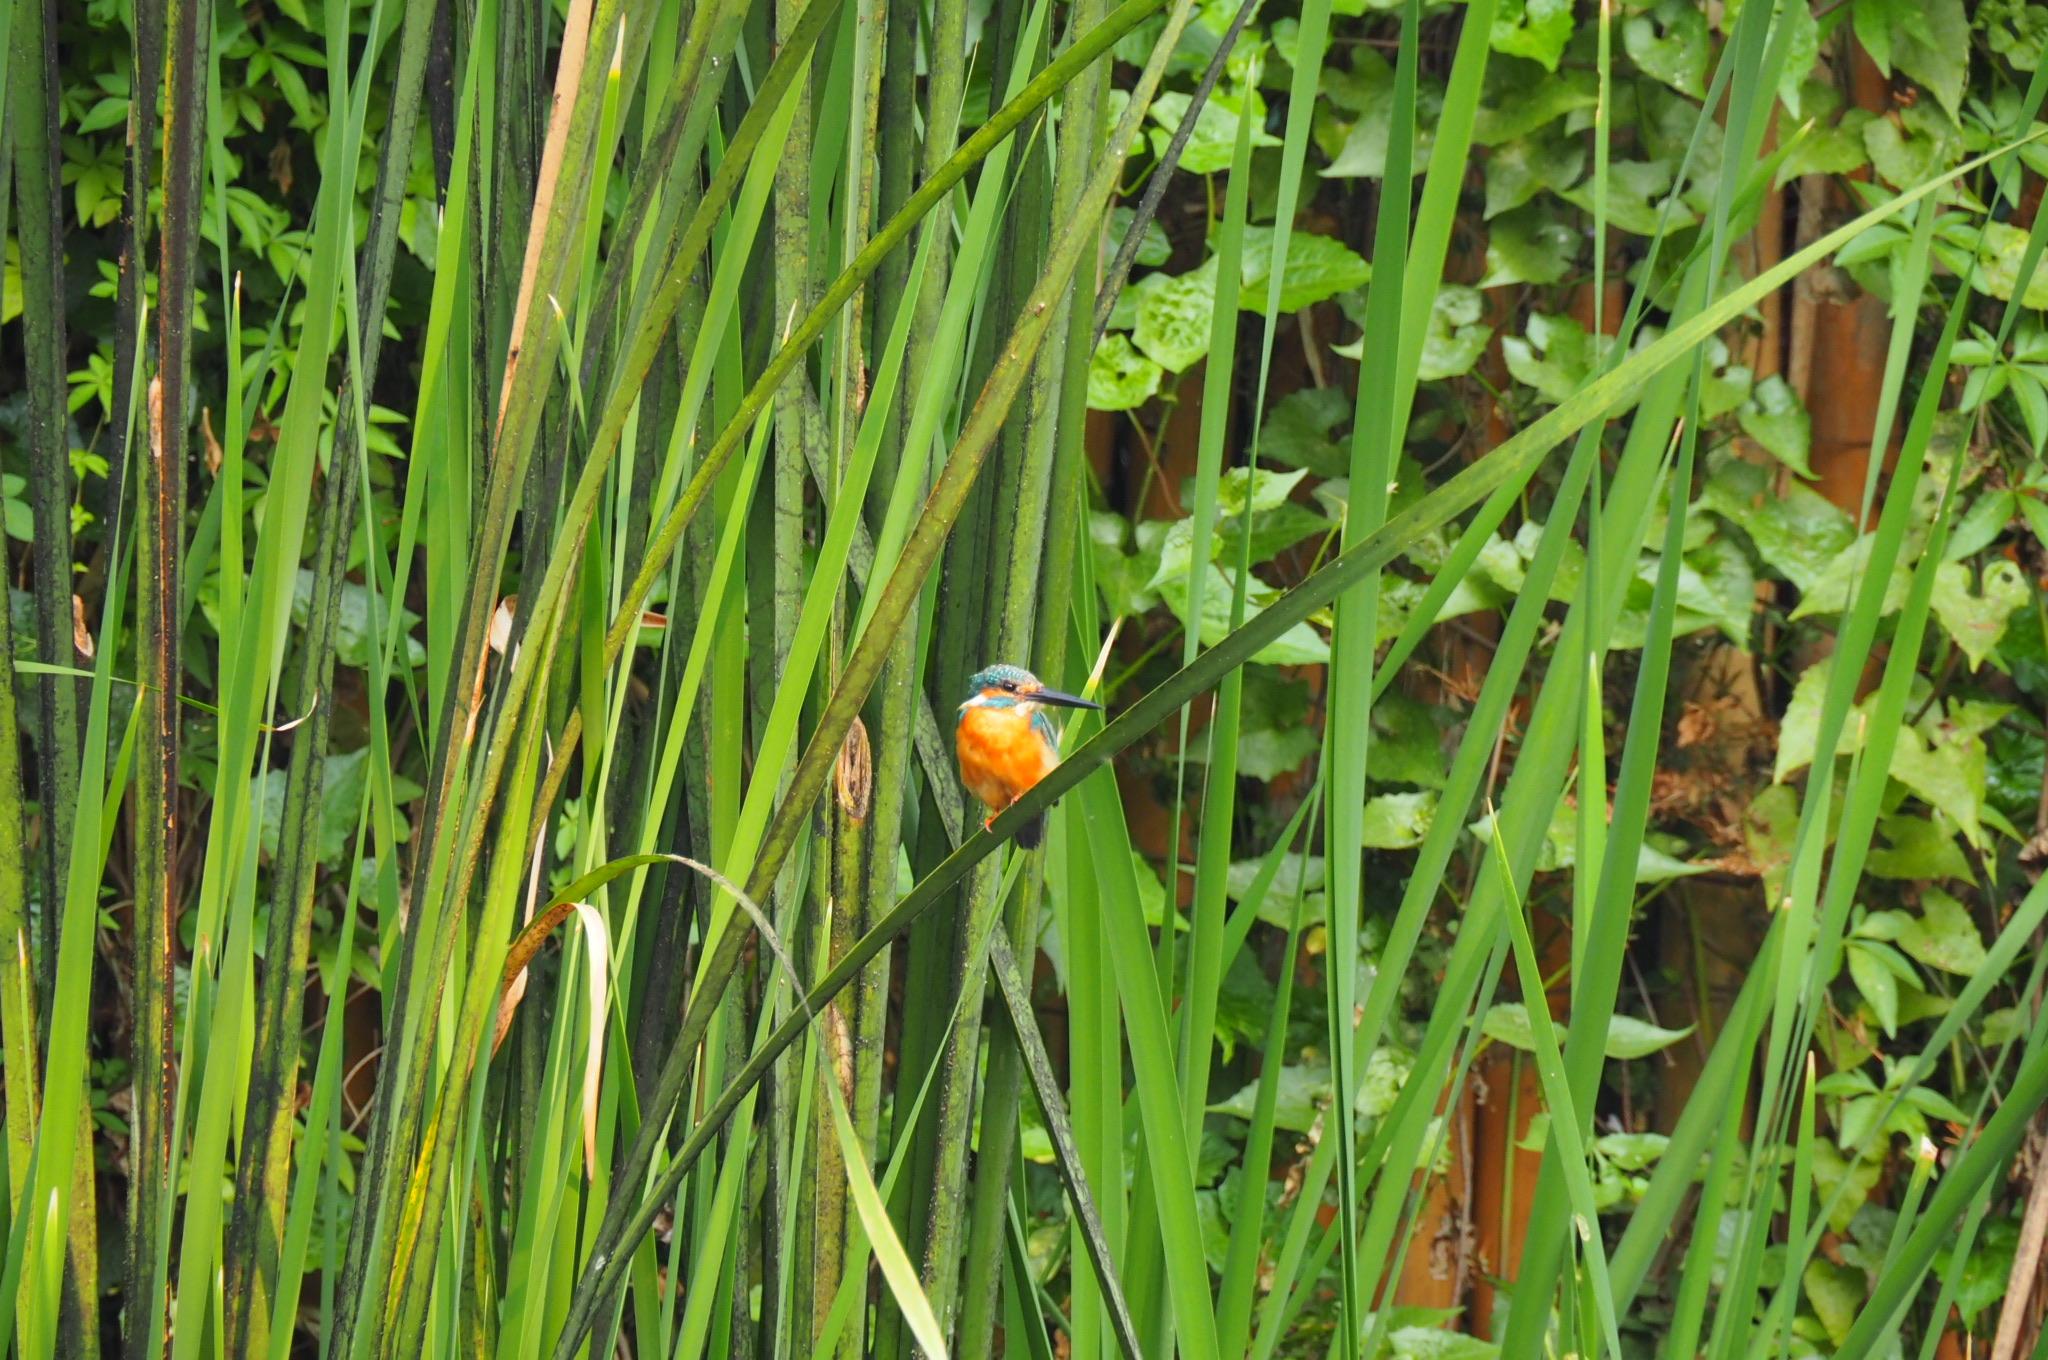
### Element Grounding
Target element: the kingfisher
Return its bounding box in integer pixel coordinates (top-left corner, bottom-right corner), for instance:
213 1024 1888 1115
956 664 1102 848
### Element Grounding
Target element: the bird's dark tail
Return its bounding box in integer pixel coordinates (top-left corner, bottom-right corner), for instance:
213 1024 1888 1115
1015 812 1046 849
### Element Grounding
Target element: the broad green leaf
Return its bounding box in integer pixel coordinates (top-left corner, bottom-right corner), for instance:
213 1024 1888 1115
1694 338 1754 419
1773 1 1823 111
1090 512 1165 617
1852 0 1894 74
1775 657 1868 781
1504 312 1619 405
1146 88 1280 174
1210 1063 1327 1132
1866 813 1974 881
1484 129 1586 217
1238 227 1371 313
1973 219 2048 308
1321 49 1442 177
1625 0 1711 97
1418 285 1493 381
1111 205 1173 267
1931 558 2029 669
1481 1003 1692 1059
290 569 428 668
1812 1143 1883 1232
1360 791 1437 849
1490 0 1574 71
1355 1046 1414 1124
1596 1132 1670 1170
1107 268 1171 330
1889 717 1992 848
1897 887 1989 975
1603 1015 1696 1058
1215 465 1309 516
1370 692 1450 789
1736 374 1814 477
1469 801 1705 881
1389 1329 1502 1360
1561 158 1697 235
1378 572 1513 642
1847 940 1903 1036
1701 455 1858 593
1934 1220 2020 1326
1261 387 1353 476
1803 1259 1866 1346
1864 103 1967 193
1472 60 1598 145
1157 564 1332 664
1944 489 2018 561
1088 332 1165 410
1890 0 1969 119
1777 107 1876 184
1226 853 1324 902
1218 670 1322 784
1134 263 1219 372
1481 204 1580 287
1790 533 1916 620
1984 0 2048 70
1228 723 1320 781
1689 534 1758 646
1129 851 1177 931
260 748 425 867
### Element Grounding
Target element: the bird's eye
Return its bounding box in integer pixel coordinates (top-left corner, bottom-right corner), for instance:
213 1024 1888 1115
1002 680 1018 692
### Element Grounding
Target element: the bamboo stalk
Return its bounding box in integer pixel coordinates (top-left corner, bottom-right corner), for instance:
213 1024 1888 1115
9 2 102 1351
99 0 164 542
767 1 820 1334
825 7 895 1356
919 7 1057 1341
125 0 204 1342
873 7 973 1342
10 0 82 1024
956 4 1110 1350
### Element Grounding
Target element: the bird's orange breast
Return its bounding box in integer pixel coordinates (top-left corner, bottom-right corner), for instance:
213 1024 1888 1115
957 706 1058 812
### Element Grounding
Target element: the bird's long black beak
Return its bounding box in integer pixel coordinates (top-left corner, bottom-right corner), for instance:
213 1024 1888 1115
1031 686 1102 711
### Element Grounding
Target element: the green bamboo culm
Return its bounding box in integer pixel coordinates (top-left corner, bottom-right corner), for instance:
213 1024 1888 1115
9 0 103 1350
954 2 1112 1352
125 0 205 1348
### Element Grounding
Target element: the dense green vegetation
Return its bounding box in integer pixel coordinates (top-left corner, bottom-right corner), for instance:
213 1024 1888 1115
6 0 2048 1354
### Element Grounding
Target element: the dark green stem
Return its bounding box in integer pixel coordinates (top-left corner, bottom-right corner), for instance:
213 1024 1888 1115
126 0 205 1346
10 0 82 1021
11 2 102 1352
957 4 1107 1348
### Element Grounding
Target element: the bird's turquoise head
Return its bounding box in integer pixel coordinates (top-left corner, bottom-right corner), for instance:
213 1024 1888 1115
958 664 1102 718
